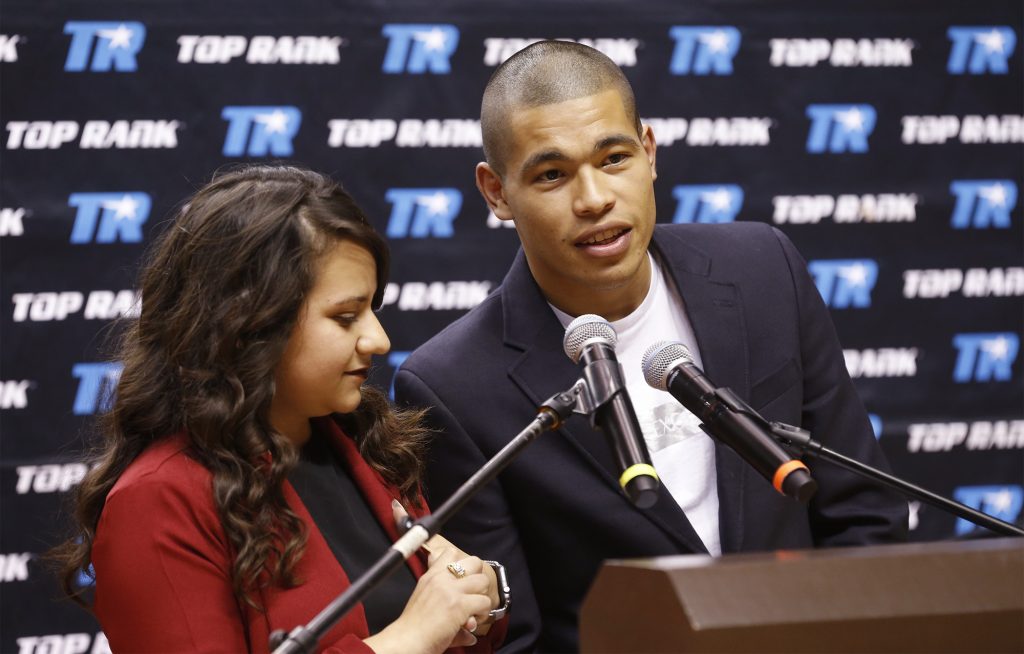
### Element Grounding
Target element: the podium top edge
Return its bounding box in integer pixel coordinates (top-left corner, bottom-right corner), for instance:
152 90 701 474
604 536 1024 570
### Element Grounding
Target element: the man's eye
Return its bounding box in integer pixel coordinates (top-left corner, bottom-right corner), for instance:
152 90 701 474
538 169 562 182
606 153 628 165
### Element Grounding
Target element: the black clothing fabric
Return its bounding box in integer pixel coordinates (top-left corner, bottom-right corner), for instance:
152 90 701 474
289 431 417 634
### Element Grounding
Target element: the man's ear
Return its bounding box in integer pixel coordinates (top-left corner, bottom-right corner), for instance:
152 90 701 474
476 162 514 221
640 124 658 182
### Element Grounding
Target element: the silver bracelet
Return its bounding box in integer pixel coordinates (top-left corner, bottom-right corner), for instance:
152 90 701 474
483 560 511 620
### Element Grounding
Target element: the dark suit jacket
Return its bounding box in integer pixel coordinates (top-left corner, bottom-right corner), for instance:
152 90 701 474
395 222 908 653
92 416 506 653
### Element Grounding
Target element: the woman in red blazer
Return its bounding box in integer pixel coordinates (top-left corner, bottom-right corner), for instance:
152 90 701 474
54 165 507 653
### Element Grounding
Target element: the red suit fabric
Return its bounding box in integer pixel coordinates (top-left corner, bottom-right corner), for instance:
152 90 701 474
92 416 504 653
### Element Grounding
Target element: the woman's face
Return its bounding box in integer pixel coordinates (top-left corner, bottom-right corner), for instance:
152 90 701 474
269 239 390 444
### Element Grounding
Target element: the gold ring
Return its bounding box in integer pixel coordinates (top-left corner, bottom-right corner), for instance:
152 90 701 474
446 562 467 579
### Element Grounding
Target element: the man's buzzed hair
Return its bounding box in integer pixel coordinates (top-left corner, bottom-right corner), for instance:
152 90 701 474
481 40 642 177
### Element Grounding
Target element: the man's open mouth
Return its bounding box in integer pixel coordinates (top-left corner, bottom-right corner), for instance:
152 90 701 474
578 227 630 247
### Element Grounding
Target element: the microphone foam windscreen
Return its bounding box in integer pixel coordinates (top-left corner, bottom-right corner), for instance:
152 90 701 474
563 314 617 363
641 341 693 391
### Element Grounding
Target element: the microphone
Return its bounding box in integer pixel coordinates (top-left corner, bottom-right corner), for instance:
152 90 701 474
564 315 660 509
642 341 817 503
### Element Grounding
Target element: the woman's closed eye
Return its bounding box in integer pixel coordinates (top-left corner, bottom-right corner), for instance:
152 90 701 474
333 313 359 327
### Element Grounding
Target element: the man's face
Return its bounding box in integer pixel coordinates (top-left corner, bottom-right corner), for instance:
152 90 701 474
477 88 658 320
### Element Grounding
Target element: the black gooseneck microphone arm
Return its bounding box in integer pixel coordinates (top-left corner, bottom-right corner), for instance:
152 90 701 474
769 421 1024 537
643 340 1022 536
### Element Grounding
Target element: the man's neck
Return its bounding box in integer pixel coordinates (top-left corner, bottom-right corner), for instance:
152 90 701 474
540 254 653 322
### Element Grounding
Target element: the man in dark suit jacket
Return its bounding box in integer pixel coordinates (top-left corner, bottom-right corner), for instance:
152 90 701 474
395 41 907 653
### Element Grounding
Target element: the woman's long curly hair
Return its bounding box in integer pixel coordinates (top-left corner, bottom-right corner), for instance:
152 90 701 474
53 165 428 609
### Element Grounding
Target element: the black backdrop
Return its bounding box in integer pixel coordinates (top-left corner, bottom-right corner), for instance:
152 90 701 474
1 1 1022 649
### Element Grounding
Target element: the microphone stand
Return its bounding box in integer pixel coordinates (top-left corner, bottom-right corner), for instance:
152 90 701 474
768 422 1024 538
678 383 1023 537
268 384 583 654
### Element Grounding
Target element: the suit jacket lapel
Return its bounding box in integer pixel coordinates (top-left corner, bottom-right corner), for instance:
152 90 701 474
500 249 710 555
501 250 592 420
650 225 750 554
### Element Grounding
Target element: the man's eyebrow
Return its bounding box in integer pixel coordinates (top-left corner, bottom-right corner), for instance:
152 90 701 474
594 134 640 152
519 134 642 177
520 150 569 177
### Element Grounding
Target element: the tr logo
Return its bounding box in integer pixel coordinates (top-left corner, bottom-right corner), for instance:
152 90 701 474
807 259 878 308
952 485 1023 534
385 189 462 238
671 185 743 223
68 193 151 244
64 21 146 72
388 351 411 399
221 106 302 156
668 26 741 75
71 363 123 415
947 27 1016 74
381 24 459 74
805 104 876 153
950 180 1017 229
952 333 1018 382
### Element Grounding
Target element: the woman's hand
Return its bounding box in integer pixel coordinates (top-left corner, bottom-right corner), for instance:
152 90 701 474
423 535 499 636
393 500 501 628
363 502 499 654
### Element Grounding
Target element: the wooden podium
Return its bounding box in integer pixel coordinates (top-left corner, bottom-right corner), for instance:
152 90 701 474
579 538 1023 653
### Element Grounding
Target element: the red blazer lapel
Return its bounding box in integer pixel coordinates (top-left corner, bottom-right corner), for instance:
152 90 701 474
259 417 430 650
316 416 430 578
314 417 509 653
262 481 371 647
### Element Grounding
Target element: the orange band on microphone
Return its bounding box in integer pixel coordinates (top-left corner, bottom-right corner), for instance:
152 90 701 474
773 460 808 495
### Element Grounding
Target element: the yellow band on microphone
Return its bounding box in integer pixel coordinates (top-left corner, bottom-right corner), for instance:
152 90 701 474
620 463 659 490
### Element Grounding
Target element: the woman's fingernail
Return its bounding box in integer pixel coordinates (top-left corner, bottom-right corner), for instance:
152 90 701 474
391 499 401 510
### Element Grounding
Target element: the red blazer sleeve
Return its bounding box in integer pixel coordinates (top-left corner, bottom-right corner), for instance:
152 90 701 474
92 447 375 654
93 456 251 652
93 427 502 654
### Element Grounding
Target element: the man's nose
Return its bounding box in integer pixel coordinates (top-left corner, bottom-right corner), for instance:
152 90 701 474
572 168 615 217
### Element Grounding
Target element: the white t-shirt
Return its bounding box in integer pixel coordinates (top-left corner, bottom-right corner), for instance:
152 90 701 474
551 253 722 556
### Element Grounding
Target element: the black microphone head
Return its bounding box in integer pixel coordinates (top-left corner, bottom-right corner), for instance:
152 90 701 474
641 341 693 391
563 314 617 363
